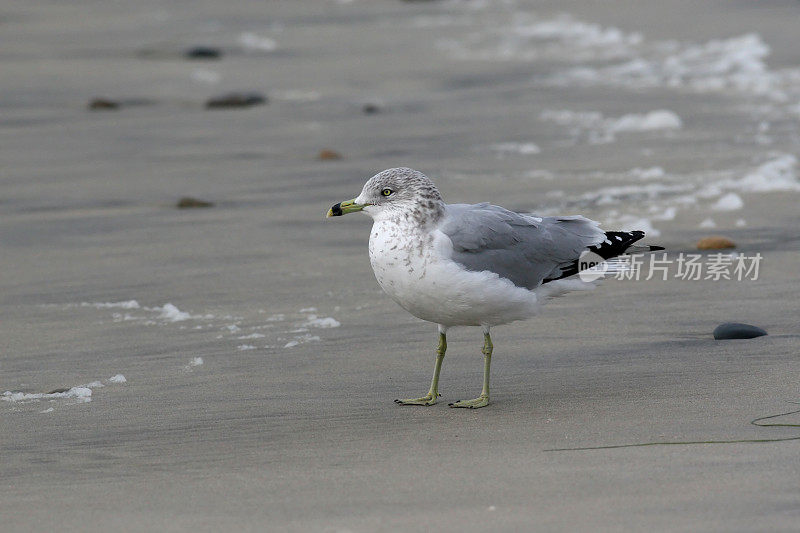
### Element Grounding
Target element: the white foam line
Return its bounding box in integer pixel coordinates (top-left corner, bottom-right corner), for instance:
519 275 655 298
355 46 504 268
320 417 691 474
540 109 682 145
301 315 341 329
80 300 140 309
2 387 92 404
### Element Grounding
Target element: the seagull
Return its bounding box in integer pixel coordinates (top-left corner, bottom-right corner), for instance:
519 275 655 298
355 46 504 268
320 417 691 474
327 168 662 408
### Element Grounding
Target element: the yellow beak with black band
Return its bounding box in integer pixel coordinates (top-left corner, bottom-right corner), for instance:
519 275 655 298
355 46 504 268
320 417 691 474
327 198 367 217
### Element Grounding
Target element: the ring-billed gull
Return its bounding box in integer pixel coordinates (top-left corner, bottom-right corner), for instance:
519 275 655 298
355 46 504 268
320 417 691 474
327 168 662 408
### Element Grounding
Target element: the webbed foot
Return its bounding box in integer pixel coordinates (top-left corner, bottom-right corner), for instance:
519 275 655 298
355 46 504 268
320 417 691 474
394 393 440 406
448 395 489 409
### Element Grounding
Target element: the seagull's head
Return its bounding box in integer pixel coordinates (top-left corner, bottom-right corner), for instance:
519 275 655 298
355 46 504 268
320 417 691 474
327 167 444 222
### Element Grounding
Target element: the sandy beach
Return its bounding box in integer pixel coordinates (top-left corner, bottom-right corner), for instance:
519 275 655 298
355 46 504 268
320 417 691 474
2 0 800 531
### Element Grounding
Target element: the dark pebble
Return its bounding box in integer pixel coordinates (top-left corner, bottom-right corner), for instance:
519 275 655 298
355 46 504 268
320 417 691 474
88 98 120 110
713 322 767 340
47 387 70 394
185 46 223 60
362 103 381 114
205 92 267 109
176 197 214 209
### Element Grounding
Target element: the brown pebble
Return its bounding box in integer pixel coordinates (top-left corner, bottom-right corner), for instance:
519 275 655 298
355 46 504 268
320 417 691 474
176 197 214 209
318 149 343 161
697 236 736 250
88 98 120 110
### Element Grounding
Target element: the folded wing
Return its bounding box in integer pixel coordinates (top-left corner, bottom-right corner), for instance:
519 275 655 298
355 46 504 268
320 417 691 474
440 203 606 290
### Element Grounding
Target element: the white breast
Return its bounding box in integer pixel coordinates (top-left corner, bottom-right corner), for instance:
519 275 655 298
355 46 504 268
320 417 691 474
368 218 432 301
367 218 541 327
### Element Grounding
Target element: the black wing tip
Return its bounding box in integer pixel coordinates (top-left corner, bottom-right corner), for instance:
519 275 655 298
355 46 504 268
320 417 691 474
540 230 663 285
592 230 646 259
601 231 665 253
621 231 664 252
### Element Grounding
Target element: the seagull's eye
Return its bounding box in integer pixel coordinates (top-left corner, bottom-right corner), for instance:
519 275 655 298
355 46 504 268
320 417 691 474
381 188 393 197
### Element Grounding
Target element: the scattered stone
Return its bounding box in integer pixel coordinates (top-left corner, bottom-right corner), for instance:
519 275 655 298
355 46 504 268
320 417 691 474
697 236 736 250
713 322 767 340
317 149 343 161
88 98 120 110
47 387 70 394
205 92 267 109
362 103 381 114
176 197 214 209
185 46 222 60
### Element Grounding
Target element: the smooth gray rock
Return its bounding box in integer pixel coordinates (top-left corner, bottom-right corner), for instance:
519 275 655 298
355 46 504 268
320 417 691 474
713 322 767 340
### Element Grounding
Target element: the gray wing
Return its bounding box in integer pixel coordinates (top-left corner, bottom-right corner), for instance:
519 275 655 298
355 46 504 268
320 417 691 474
439 203 605 289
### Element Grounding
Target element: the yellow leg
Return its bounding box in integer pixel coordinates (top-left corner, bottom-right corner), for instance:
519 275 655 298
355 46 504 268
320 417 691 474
449 330 492 409
395 331 446 406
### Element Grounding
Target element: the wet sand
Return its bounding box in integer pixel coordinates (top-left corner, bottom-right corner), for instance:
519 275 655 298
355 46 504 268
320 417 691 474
2 1 800 531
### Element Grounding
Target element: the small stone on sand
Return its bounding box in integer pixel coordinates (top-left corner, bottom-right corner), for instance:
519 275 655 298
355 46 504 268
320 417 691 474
185 46 222 60
362 103 381 114
713 322 767 340
88 98 120 110
176 197 214 209
697 236 736 250
318 149 343 161
47 387 70 394
205 92 267 109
